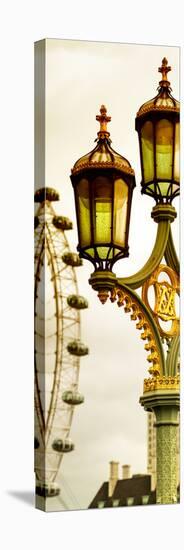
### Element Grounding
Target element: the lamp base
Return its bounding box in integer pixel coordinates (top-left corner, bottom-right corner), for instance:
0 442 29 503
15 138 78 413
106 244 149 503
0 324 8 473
151 204 177 223
89 270 116 304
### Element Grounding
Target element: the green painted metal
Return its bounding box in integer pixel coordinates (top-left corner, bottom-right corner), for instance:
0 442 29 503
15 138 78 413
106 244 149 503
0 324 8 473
156 422 178 504
140 392 180 504
164 226 180 275
118 221 170 289
116 282 166 376
155 404 179 504
166 335 180 377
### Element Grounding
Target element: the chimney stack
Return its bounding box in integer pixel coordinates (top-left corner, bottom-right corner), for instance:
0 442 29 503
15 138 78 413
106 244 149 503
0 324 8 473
108 461 119 497
122 464 131 479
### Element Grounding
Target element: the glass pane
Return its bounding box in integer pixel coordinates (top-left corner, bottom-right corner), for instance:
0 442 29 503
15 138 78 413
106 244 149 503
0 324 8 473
96 246 113 259
127 497 134 506
141 121 154 183
85 247 95 258
93 177 112 244
174 122 180 182
113 178 128 246
77 178 91 247
157 181 170 197
156 119 173 180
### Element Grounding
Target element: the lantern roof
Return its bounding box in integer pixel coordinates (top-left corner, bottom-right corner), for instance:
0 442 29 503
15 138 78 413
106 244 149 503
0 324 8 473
71 105 135 176
136 58 179 119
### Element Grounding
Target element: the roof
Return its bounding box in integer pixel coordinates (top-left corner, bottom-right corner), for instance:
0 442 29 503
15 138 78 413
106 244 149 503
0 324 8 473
89 475 156 509
71 105 135 177
136 58 179 120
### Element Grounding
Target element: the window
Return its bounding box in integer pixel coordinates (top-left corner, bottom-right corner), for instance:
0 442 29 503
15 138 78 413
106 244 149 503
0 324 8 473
112 500 120 507
127 497 134 506
98 501 105 509
142 495 149 505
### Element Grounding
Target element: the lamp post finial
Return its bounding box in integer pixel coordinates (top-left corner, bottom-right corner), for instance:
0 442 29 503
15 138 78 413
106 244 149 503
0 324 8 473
96 105 111 138
158 58 171 85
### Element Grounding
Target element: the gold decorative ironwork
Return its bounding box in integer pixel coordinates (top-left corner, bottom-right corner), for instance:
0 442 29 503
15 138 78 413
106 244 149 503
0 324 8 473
71 160 135 176
136 58 179 118
155 283 176 320
110 287 160 376
98 289 110 305
158 57 171 84
96 104 111 138
142 265 179 338
136 104 179 117
143 375 179 393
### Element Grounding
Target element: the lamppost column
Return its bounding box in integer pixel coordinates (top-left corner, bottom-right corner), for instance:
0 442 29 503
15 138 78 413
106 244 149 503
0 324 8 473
140 381 180 504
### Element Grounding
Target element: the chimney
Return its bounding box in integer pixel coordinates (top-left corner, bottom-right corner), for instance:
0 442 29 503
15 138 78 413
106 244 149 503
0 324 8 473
108 461 119 497
122 464 131 479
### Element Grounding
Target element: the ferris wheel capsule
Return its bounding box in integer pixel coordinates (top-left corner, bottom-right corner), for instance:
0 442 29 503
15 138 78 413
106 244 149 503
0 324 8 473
52 439 75 453
67 340 89 356
53 215 73 231
62 252 83 267
62 390 84 405
67 295 89 309
34 186 60 202
34 437 40 449
36 481 60 498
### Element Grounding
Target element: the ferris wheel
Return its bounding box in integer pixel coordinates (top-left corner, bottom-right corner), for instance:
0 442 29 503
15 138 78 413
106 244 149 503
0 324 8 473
34 187 89 499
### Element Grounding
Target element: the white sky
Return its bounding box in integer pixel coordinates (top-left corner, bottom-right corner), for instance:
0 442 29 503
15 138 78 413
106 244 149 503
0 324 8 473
39 39 179 510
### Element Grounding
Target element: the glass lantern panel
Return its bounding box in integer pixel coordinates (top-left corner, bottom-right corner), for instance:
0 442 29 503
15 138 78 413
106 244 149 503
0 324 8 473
174 122 180 182
141 121 154 183
96 246 113 260
93 176 112 244
156 119 173 181
113 178 128 246
85 248 95 258
157 182 170 198
76 178 91 247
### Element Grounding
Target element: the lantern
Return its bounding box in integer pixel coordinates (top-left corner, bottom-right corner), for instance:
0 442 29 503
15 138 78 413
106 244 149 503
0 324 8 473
135 58 180 204
71 105 136 271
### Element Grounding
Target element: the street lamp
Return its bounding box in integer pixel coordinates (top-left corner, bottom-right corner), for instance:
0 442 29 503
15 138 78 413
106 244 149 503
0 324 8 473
135 57 180 204
71 105 136 272
70 59 180 505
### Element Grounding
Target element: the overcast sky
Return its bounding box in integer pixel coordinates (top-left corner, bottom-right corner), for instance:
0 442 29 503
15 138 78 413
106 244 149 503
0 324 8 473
36 39 179 510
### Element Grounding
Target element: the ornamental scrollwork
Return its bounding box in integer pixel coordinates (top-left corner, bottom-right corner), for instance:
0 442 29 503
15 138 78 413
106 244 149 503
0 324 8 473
109 286 163 377
142 264 179 338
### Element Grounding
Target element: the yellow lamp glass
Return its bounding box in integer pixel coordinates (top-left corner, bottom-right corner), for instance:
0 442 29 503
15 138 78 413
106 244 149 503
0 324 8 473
113 178 128 246
93 176 112 245
76 178 91 247
141 121 154 184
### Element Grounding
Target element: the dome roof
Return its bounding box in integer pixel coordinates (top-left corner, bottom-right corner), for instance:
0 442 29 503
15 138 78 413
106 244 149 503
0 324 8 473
136 58 179 119
71 105 134 176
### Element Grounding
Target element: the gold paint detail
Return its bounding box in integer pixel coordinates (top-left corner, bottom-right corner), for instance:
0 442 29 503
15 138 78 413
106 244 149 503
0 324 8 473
155 283 176 320
98 289 109 304
96 104 111 138
110 287 160 376
142 265 179 338
158 57 171 85
71 160 135 176
136 104 179 118
143 374 179 393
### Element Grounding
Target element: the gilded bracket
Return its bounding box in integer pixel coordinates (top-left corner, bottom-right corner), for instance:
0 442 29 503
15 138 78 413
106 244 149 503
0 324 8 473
109 283 166 377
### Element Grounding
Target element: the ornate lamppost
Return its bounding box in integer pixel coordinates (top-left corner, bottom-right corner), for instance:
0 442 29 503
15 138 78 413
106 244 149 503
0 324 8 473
70 59 180 505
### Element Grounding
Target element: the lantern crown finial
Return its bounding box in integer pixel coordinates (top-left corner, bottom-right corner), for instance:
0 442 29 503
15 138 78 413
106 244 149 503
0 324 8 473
96 105 111 138
158 58 171 87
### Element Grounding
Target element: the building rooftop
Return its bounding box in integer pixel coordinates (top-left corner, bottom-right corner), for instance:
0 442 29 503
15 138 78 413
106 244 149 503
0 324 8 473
89 473 156 509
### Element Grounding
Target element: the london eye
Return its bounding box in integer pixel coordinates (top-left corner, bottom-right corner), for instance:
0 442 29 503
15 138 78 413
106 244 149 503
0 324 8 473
34 187 89 501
